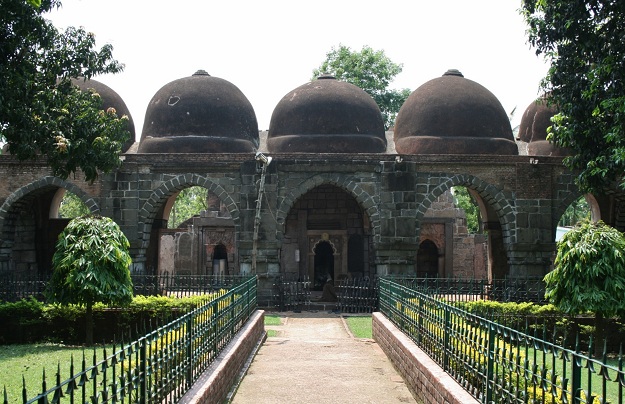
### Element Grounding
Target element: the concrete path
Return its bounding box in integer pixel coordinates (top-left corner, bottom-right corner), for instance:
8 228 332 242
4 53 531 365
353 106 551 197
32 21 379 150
231 311 417 404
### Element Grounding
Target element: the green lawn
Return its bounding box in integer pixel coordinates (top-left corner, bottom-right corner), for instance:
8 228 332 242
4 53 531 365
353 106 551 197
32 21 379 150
264 314 282 326
0 343 106 403
344 316 372 338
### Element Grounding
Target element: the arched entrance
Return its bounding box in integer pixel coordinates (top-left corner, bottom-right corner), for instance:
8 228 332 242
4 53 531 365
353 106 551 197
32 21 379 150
416 239 439 277
280 184 373 285
213 244 228 275
313 241 334 290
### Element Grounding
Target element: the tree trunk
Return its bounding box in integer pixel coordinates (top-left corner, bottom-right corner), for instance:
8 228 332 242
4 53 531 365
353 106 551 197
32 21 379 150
593 311 605 358
86 302 94 346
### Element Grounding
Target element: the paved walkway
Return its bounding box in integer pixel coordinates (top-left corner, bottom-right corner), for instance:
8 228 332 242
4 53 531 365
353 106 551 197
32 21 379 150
231 311 417 404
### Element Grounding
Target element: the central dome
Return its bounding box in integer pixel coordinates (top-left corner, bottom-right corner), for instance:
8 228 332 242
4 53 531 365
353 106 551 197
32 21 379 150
394 70 518 155
267 75 386 153
138 70 259 153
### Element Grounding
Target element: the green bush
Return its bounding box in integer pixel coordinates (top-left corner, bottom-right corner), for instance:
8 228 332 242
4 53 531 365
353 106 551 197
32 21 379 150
0 294 218 345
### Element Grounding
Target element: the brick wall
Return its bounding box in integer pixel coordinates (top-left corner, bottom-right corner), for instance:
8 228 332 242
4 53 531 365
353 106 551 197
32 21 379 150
372 312 478 404
179 310 265 404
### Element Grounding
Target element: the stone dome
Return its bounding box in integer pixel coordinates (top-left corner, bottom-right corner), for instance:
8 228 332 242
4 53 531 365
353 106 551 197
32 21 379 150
72 78 136 152
138 70 259 153
267 75 386 153
519 98 569 156
394 69 518 155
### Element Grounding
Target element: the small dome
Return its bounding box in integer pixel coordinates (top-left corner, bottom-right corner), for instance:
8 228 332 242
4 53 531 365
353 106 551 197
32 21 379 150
267 75 386 153
519 98 569 156
394 70 518 155
138 70 259 153
72 78 136 152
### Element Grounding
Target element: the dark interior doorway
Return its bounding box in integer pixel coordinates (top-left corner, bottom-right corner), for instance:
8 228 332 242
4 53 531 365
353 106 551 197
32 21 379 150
213 244 228 275
314 241 334 290
416 239 439 277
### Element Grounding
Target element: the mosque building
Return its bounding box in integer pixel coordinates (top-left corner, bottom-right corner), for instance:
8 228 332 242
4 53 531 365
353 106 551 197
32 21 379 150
1 68 620 301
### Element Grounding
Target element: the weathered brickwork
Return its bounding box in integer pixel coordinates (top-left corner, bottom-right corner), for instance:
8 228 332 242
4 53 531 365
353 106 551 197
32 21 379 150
373 313 479 404
179 310 265 404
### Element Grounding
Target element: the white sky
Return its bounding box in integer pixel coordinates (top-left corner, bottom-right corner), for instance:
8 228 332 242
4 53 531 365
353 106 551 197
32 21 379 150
48 0 550 141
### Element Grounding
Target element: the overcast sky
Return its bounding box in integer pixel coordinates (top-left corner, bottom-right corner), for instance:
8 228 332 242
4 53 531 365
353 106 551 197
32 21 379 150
48 0 550 141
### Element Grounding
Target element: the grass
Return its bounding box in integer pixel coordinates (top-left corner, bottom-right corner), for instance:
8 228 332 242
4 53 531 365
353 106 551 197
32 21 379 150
264 314 282 326
264 314 282 338
344 316 373 338
0 343 108 403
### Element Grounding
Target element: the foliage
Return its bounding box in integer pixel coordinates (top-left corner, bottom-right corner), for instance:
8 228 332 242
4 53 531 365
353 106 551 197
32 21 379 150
545 220 625 317
58 191 90 218
451 186 480 233
0 0 129 182
521 1 625 192
312 44 411 130
169 186 208 228
47 215 133 307
46 215 133 344
558 196 591 227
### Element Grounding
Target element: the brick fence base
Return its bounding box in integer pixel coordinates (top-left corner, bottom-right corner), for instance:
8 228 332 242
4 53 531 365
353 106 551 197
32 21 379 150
179 310 266 404
372 312 479 404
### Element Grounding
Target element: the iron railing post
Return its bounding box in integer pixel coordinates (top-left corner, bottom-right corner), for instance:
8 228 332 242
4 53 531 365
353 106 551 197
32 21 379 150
186 312 194 389
485 323 495 404
443 307 451 372
572 335 582 403
139 339 147 404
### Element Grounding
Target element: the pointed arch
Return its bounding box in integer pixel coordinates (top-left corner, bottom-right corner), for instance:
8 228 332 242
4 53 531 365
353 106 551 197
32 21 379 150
275 173 380 243
0 176 99 245
137 174 240 250
415 174 515 242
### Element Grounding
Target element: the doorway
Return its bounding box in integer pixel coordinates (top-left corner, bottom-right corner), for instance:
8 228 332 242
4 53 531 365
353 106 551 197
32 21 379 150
417 239 439 277
313 241 334 290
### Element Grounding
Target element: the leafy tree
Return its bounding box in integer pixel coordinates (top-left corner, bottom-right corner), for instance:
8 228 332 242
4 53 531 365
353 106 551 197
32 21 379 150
521 1 625 192
558 196 590 228
544 220 625 353
312 44 411 130
452 186 481 234
169 186 209 228
46 215 133 344
1 0 129 182
58 191 90 218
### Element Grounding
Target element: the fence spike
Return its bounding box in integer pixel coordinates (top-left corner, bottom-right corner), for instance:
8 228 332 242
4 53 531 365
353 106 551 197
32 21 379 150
22 375 27 404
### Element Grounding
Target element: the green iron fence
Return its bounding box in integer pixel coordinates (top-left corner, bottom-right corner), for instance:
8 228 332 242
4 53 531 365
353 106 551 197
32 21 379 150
379 277 625 403
11 275 257 404
0 273 250 302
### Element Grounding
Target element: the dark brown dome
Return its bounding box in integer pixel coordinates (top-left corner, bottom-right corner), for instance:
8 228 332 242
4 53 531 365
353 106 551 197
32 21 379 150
394 70 518 155
267 75 386 153
138 70 259 153
72 78 136 152
519 98 569 156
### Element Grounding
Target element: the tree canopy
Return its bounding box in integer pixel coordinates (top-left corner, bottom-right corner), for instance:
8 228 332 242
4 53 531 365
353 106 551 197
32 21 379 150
452 186 481 234
545 220 625 350
169 186 209 228
1 0 129 181
46 215 133 343
522 1 625 192
312 45 411 130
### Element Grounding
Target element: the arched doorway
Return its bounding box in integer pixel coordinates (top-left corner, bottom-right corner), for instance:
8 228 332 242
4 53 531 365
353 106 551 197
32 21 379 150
416 239 439 277
313 241 334 290
280 184 373 284
213 244 228 275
